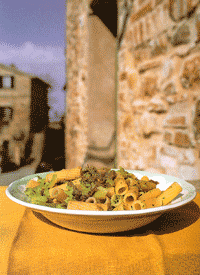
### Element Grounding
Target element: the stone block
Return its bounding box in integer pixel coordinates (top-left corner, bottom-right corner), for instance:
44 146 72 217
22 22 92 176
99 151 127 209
140 76 159 98
133 23 139 46
168 0 198 22
138 60 162 73
127 72 138 90
171 24 190 46
146 145 157 161
161 59 174 83
148 95 168 113
164 131 173 144
160 145 196 165
119 72 127 81
159 154 178 169
150 42 167 57
195 12 200 43
181 55 200 89
134 48 150 65
140 111 158 137
132 99 148 114
174 131 191 148
163 82 176 95
138 20 144 44
155 0 163 6
130 1 153 23
125 29 134 43
163 114 188 128
187 0 199 14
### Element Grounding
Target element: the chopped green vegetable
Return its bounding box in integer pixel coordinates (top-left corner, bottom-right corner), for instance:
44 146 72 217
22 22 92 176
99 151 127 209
111 194 122 207
106 178 114 187
47 174 57 188
94 187 107 200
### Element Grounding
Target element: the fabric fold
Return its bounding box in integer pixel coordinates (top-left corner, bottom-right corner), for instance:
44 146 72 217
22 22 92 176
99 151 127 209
1 186 200 275
0 187 26 275
7 209 166 274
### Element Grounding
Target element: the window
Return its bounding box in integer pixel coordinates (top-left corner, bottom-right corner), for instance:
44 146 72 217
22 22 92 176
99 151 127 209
0 76 15 89
0 107 13 124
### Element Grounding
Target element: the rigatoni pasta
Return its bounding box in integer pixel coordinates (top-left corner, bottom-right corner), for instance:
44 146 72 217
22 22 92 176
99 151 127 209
156 182 182 206
25 166 183 211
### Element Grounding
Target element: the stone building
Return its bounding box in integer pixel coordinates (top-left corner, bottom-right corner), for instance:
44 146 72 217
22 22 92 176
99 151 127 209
117 0 200 180
0 63 50 170
65 0 117 169
65 0 200 180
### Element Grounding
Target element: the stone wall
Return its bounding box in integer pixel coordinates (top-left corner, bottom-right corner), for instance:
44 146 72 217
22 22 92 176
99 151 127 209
0 67 31 165
117 0 200 180
65 0 89 168
65 1 116 169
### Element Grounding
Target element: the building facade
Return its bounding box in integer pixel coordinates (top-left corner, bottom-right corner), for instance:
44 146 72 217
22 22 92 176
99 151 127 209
0 63 50 169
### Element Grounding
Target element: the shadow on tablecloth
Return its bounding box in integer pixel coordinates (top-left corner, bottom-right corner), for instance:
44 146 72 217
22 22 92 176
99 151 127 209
32 200 200 237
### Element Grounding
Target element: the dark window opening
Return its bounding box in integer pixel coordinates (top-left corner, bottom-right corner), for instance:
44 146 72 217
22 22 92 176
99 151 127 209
0 75 15 89
0 107 13 124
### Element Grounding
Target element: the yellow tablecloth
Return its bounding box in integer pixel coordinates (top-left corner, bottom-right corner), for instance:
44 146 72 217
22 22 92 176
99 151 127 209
0 186 200 275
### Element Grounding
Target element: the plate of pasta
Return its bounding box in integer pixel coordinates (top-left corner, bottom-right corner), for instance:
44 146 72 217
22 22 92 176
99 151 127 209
6 166 196 233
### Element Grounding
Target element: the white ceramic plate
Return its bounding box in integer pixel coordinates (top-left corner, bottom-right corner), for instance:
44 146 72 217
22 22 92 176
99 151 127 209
6 170 197 233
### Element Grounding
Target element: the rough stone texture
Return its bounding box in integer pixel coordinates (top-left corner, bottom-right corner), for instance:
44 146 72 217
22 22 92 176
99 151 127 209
163 114 188 128
65 0 200 179
174 131 191 148
65 1 116 169
0 65 32 166
117 0 200 180
65 0 89 168
163 131 173 144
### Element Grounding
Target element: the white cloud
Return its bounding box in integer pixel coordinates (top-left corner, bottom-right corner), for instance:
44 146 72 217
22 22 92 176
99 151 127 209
0 42 66 122
0 42 65 64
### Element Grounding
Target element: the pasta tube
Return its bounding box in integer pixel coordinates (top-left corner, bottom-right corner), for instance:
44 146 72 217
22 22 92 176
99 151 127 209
123 203 132 210
132 200 146 210
129 186 139 195
139 180 157 192
126 177 139 187
46 167 82 184
67 201 103 211
113 203 124 211
115 171 124 179
94 187 108 200
49 187 67 202
111 194 123 207
139 188 162 201
156 182 182 206
86 197 97 203
96 203 108 211
26 179 40 189
71 178 82 190
141 176 149 181
97 196 111 210
141 198 160 209
115 178 128 195
106 187 115 198
123 190 138 205
57 182 69 191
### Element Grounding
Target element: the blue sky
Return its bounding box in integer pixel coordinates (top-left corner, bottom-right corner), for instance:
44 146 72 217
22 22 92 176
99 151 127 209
0 0 66 122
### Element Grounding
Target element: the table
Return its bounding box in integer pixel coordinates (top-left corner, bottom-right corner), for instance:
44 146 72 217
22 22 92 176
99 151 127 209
0 186 200 275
